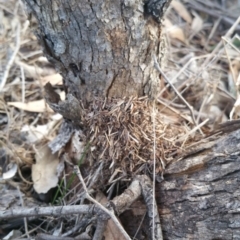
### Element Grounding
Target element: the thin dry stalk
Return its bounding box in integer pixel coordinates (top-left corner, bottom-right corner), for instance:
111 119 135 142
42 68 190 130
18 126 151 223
0 20 21 91
17 186 29 238
151 101 157 239
21 66 25 103
154 55 197 126
73 165 131 240
202 16 240 67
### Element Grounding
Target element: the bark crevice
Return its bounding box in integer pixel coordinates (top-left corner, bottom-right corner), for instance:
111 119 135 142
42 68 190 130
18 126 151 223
25 0 166 103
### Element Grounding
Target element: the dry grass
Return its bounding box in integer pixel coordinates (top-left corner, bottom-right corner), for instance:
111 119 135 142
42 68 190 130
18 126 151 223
0 0 240 238
0 0 60 185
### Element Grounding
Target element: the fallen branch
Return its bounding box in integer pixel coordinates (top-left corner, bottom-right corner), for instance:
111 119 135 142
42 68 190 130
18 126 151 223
0 174 161 240
1 204 93 219
73 165 131 240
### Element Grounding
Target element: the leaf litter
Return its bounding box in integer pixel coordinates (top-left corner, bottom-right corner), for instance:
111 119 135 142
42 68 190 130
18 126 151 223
0 0 240 239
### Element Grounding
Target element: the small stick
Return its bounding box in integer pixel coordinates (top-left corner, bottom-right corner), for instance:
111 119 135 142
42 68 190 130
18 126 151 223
110 177 141 215
154 55 197 126
0 205 93 219
73 165 131 240
92 219 108 240
137 175 163 240
17 186 29 238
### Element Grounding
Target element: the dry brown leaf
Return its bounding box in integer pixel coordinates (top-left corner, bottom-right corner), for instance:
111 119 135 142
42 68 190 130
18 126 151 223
21 114 62 143
8 92 65 112
40 73 63 86
1 163 18 180
171 0 192 24
8 99 53 113
96 192 126 240
164 18 186 43
191 12 203 34
69 131 85 163
15 59 55 79
32 145 60 194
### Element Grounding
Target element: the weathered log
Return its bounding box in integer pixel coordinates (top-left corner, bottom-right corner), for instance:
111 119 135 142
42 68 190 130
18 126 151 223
118 127 240 239
1 126 240 239
158 128 240 239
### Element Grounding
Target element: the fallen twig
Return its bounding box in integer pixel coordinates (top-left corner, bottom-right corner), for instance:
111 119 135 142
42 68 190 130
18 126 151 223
92 218 108 240
0 205 93 219
0 174 161 240
138 175 163 240
154 55 197 127
73 165 131 240
17 186 29 238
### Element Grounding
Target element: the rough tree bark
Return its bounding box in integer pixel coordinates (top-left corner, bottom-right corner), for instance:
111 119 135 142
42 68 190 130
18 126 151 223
22 0 240 239
158 126 240 239
118 125 240 239
1 127 240 239
24 0 170 102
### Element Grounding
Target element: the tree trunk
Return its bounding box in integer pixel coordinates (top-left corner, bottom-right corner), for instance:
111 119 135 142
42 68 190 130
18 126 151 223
22 1 240 239
24 0 170 102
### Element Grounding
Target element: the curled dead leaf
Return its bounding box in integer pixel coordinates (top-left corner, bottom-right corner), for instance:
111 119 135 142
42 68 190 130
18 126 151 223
7 92 65 113
1 163 18 180
32 145 61 194
164 18 187 43
191 12 203 34
171 0 192 24
40 73 63 86
8 99 52 113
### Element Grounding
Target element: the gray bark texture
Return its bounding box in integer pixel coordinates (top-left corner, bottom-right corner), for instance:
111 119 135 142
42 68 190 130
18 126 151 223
119 127 240 239
22 0 240 239
158 127 240 239
24 0 170 103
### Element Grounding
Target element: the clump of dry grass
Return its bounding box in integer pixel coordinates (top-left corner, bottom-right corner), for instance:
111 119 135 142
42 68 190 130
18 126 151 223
84 97 186 177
